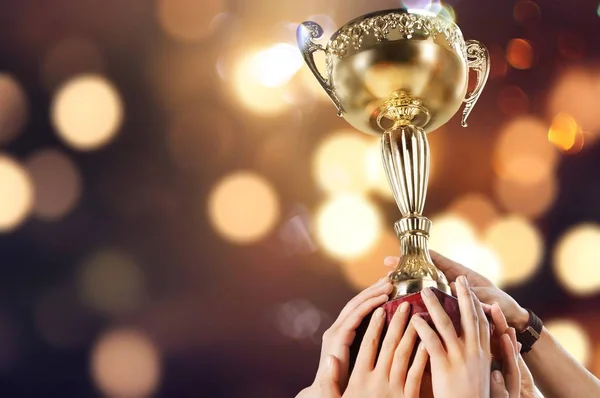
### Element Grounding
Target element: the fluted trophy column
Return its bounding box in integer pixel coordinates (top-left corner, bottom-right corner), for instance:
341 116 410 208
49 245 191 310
379 93 450 300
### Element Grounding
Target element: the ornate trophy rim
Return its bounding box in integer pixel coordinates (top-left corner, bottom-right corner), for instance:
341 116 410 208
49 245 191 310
327 7 465 58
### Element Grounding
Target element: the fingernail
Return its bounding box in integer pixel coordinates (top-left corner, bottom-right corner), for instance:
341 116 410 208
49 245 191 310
374 307 385 318
399 302 409 313
384 256 397 266
421 288 433 297
419 342 425 351
492 370 503 383
517 342 522 352
412 314 422 322
458 275 468 287
327 356 333 368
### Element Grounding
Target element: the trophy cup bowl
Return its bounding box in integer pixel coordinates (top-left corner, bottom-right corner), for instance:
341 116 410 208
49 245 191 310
297 8 490 337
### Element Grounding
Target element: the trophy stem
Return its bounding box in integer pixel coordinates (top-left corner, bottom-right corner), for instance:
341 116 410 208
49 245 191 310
379 95 450 299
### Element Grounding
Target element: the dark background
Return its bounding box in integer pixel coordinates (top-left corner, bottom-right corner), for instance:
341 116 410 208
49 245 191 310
0 0 599 396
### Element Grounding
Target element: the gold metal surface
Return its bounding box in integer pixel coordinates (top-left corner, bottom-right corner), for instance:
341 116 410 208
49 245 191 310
297 8 490 299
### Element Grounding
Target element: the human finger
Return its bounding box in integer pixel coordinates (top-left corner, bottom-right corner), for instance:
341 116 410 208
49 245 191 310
376 301 410 374
490 370 509 398
411 314 448 366
336 294 389 343
318 355 342 398
471 291 490 350
354 307 386 373
390 323 418 384
490 302 510 334
501 334 521 397
404 342 429 398
420 288 460 354
455 275 480 351
335 280 392 325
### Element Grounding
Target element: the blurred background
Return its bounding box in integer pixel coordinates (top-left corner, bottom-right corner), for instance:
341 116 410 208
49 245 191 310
0 0 599 396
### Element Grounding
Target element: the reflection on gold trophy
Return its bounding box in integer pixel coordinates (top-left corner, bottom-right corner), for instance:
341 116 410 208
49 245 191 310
297 8 490 321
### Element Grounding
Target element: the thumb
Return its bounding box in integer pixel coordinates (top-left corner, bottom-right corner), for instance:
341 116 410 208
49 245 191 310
319 355 342 397
490 370 509 398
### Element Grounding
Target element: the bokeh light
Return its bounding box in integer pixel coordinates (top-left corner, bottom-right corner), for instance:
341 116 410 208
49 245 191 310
51 75 123 151
493 116 558 185
494 175 558 219
0 155 34 232
41 37 105 91
483 216 543 287
513 1 542 25
78 249 146 316
156 0 226 42
447 193 499 235
92 328 161 397
429 213 502 284
314 131 371 195
548 67 600 133
343 230 398 290
429 214 476 260
315 194 382 260
545 319 591 365
25 149 82 221
0 74 28 144
548 113 582 153
208 171 280 244
230 44 303 115
273 299 322 340
506 39 535 70
497 86 529 117
554 224 600 296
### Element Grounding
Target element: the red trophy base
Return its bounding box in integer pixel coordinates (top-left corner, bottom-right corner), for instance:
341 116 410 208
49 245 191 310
349 288 497 374
382 288 462 335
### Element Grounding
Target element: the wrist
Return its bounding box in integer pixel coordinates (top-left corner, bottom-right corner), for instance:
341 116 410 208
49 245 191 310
510 307 530 332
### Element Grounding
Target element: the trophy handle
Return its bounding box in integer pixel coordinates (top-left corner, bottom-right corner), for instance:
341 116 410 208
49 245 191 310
297 21 344 116
461 40 490 127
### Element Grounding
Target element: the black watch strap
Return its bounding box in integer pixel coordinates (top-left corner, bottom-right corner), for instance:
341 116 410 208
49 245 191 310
516 309 543 354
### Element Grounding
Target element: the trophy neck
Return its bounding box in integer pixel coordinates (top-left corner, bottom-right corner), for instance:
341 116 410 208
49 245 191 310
390 230 451 298
380 97 451 299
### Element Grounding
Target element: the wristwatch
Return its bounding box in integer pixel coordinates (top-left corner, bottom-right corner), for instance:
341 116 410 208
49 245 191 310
516 308 543 354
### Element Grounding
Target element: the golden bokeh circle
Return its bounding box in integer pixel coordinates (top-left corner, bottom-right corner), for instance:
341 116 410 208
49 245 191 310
545 319 591 365
208 171 280 244
342 230 399 290
51 75 123 151
314 131 372 195
494 116 558 185
0 155 34 232
447 193 499 234
554 224 600 296
494 176 557 219
316 194 382 260
91 328 161 397
484 216 543 287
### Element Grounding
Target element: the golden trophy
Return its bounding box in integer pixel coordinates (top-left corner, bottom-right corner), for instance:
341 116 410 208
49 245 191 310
297 8 490 332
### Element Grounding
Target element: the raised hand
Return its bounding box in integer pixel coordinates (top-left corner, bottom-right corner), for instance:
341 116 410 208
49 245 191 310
315 302 429 398
411 275 492 398
296 277 393 397
384 251 531 330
